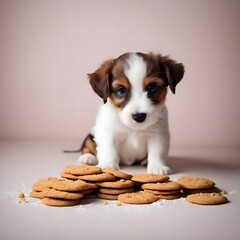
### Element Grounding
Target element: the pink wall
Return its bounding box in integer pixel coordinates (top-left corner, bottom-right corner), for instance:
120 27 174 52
1 0 240 146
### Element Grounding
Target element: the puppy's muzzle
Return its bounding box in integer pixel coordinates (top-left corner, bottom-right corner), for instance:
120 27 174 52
132 112 147 123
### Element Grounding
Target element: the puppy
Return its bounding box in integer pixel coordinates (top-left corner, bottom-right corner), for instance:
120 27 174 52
78 52 184 175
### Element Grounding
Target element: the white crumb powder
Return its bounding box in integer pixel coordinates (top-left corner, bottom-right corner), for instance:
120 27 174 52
1 183 42 206
228 190 237 195
2 184 236 211
76 197 180 213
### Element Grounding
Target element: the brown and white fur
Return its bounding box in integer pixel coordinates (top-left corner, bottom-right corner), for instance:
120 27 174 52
78 52 184 175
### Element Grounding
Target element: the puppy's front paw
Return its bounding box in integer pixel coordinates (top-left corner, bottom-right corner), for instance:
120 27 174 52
77 153 98 166
97 162 120 170
147 163 171 175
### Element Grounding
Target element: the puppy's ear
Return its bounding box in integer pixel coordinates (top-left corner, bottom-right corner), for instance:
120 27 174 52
88 59 114 103
160 56 185 94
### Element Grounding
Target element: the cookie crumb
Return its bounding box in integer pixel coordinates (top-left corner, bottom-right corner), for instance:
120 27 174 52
18 192 27 203
103 201 108 205
18 193 25 198
115 203 122 207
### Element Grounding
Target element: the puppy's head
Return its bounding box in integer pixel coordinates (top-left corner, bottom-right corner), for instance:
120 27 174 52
88 52 184 130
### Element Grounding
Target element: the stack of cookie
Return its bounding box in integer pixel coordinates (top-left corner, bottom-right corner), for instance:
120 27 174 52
61 166 135 201
60 165 115 182
177 176 218 196
130 174 182 200
29 167 229 206
30 177 97 207
115 174 175 204
96 168 134 200
141 181 183 200
176 176 228 205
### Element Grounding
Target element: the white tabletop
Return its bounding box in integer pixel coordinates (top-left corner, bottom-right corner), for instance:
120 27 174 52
0 140 239 240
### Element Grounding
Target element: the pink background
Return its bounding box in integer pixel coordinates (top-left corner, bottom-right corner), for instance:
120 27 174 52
1 0 240 146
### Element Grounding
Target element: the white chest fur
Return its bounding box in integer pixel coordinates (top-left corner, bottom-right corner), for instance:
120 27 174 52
116 129 148 165
92 101 169 166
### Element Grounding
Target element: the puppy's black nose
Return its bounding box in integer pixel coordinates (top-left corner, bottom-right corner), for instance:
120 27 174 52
132 112 147 123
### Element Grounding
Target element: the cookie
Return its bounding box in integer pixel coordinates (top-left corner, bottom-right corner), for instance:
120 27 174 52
177 176 215 189
80 189 94 195
78 172 116 182
183 187 222 195
32 178 97 192
30 190 44 199
142 181 182 191
97 179 134 189
32 177 58 191
30 189 84 200
42 197 81 207
97 193 119 200
131 174 169 183
118 191 159 204
60 172 79 180
64 165 102 175
102 168 132 180
144 189 181 195
55 179 97 191
99 187 134 195
157 193 182 200
186 193 228 205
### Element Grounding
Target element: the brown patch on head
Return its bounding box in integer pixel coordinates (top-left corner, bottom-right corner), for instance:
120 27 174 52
137 52 185 94
80 134 97 156
88 59 114 103
143 76 168 104
107 55 132 110
88 53 131 105
109 77 131 110
88 52 184 109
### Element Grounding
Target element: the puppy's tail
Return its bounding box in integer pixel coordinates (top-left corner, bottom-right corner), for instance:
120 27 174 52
63 148 81 153
62 133 96 154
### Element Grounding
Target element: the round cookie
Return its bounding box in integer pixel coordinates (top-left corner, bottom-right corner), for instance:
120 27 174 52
186 193 228 205
32 177 58 191
97 179 134 189
118 191 159 204
52 179 97 191
142 181 181 191
60 172 79 180
30 189 84 200
64 165 102 176
102 168 132 180
99 187 134 195
80 189 94 195
30 190 45 199
177 176 215 190
183 187 222 195
132 174 169 183
32 178 97 192
97 193 119 200
78 172 116 182
42 197 81 207
35 178 97 192
157 193 182 200
144 189 181 195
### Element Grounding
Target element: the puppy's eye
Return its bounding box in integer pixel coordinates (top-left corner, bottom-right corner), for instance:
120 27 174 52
147 84 158 93
115 87 127 98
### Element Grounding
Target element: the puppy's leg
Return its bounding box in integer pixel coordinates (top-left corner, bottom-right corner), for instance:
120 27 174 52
95 133 120 170
97 146 120 170
147 134 171 175
77 134 98 165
